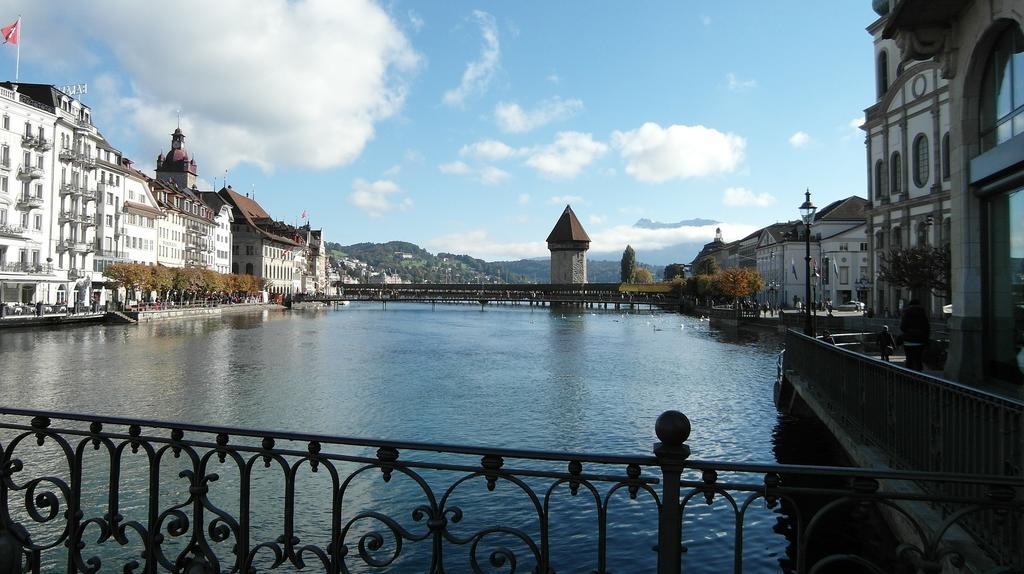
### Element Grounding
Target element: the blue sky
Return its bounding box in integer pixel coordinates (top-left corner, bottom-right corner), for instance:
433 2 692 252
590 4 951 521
2 1 879 261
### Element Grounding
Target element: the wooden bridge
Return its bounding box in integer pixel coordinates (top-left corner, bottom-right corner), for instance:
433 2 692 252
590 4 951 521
292 282 683 310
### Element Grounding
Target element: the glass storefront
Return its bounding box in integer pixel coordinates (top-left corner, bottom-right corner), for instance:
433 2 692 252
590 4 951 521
987 186 1024 383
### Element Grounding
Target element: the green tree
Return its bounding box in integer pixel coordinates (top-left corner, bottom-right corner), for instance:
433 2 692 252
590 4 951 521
694 255 720 276
620 245 637 282
663 263 687 281
878 246 950 298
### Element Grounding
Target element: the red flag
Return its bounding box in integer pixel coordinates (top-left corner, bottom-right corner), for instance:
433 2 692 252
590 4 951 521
300 210 307 219
1 19 18 45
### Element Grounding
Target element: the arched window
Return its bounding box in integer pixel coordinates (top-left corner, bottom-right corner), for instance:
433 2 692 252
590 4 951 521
245 262 253 275
877 50 889 99
913 134 930 187
892 226 902 248
874 229 885 250
874 160 886 198
231 262 238 274
980 26 1024 151
941 132 950 179
916 221 929 246
890 152 902 196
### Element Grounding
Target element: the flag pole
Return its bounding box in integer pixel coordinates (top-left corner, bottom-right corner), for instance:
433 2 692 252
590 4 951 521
14 16 20 82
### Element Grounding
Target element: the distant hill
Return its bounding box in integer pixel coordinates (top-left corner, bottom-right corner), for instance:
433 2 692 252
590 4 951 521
327 241 660 284
634 217 718 229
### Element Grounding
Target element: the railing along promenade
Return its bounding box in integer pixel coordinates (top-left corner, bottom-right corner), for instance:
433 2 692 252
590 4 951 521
0 408 1019 573
301 283 680 308
781 330 1024 568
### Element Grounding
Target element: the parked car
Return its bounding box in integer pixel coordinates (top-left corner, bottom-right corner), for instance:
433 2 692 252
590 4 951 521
836 301 865 311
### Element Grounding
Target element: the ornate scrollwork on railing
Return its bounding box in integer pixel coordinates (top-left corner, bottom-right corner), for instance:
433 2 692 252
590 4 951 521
0 408 1019 573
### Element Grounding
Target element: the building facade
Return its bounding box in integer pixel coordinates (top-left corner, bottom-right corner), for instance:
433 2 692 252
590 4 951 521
879 0 1024 385
220 186 303 295
864 10 952 318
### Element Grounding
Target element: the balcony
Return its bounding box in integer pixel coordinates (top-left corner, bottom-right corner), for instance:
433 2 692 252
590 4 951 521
80 213 96 227
186 225 203 236
0 261 52 274
78 154 96 170
56 239 74 252
0 223 27 238
75 241 92 253
16 165 43 180
58 210 75 224
59 183 88 199
94 248 126 260
58 148 76 163
16 195 44 209
20 134 37 148
36 137 52 152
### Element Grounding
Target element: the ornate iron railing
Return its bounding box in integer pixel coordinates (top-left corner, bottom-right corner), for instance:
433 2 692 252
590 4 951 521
782 330 1024 567
0 408 1019 573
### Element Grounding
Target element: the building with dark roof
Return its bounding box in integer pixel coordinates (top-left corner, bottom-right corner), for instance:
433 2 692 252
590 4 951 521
546 205 590 284
218 185 305 295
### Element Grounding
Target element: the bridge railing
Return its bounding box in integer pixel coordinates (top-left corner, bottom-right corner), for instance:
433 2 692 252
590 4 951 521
0 408 1019 573
782 329 1024 566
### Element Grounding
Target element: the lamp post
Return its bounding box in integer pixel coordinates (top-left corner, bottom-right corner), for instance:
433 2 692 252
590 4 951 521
799 189 817 336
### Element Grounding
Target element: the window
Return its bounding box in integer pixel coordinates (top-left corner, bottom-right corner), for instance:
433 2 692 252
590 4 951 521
0 209 6 225
23 122 30 137
980 26 1024 151
106 215 113 227
877 50 889 99
2 115 8 130
890 152 902 196
839 266 850 284
107 192 113 205
913 134 929 187
34 183 41 198
917 222 929 246
20 212 28 228
0 177 6 193
232 245 239 255
892 226 902 248
33 214 41 230
246 245 254 256
0 144 7 167
941 133 950 180
245 262 253 275
986 186 1024 382
839 243 849 251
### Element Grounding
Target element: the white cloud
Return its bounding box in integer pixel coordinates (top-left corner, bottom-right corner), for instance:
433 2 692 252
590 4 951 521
33 1 419 176
408 10 424 32
547 195 586 205
426 229 547 260
722 187 776 208
517 193 531 204
849 117 865 130
347 178 412 218
494 97 583 133
526 132 608 179
726 72 757 92
439 160 471 175
459 139 526 161
590 223 758 254
443 10 500 107
547 73 560 84
383 164 401 177
789 131 811 148
612 122 745 183
479 166 511 185
589 214 607 225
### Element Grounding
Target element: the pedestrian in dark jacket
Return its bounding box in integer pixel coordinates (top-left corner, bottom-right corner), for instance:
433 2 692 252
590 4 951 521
899 299 930 370
876 325 896 362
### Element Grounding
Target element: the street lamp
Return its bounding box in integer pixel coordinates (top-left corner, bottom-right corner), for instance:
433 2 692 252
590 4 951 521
799 189 817 336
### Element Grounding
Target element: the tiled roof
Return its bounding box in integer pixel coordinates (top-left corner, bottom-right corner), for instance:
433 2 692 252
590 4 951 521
222 186 270 219
815 196 869 221
546 205 591 243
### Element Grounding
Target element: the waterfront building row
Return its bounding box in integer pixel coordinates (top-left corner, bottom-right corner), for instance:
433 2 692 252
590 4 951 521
0 82 334 307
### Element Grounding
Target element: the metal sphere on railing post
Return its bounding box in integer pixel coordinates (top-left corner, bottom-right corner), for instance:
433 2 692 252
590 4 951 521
653 410 691 573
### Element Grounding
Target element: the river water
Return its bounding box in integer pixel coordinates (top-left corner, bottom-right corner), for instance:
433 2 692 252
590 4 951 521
0 304 853 572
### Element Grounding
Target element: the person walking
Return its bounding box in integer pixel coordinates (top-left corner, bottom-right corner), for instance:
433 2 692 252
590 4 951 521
899 299 930 371
876 325 896 362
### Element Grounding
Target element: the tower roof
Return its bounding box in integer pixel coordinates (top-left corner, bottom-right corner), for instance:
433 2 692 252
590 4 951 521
546 205 591 243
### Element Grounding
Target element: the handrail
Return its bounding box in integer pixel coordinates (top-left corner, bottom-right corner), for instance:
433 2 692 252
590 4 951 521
0 408 1017 572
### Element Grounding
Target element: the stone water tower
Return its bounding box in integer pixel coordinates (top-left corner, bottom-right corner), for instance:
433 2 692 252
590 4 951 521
547 205 590 284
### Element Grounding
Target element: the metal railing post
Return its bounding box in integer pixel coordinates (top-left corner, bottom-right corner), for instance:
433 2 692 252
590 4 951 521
654 410 691 574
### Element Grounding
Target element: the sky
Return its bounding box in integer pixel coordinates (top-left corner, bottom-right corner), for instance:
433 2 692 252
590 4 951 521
0 1 880 261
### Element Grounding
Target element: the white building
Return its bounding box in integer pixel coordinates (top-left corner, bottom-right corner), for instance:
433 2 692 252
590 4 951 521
864 9 952 317
120 164 161 267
